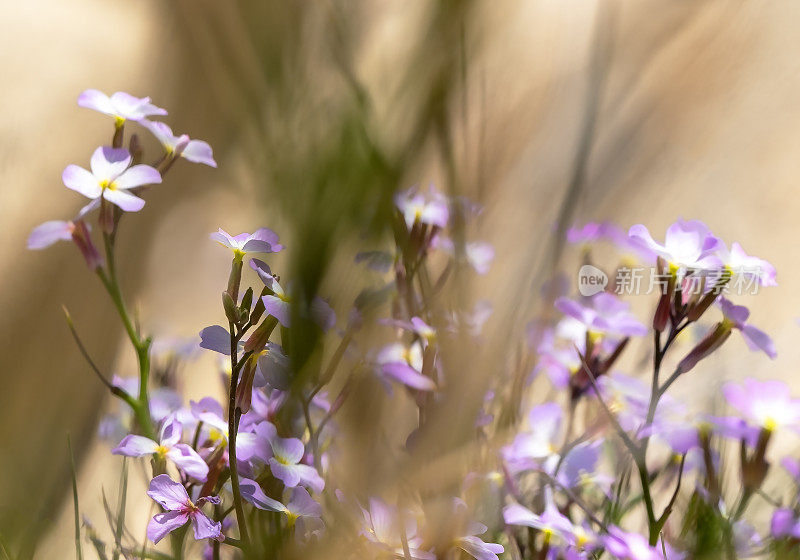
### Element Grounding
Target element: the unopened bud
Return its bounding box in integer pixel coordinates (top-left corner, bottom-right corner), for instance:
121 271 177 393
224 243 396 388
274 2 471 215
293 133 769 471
675 323 731 375
243 316 278 353
129 133 143 165
235 357 258 414
226 255 244 303
240 287 254 314
71 220 103 271
653 292 670 332
222 291 238 324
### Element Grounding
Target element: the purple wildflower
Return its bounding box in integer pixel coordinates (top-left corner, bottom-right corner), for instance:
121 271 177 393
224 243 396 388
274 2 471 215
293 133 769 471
360 498 434 560
376 342 437 391
717 298 776 359
502 402 562 474
555 293 647 338
113 415 208 481
503 499 575 544
267 433 325 492
716 241 777 287
772 508 800 539
628 219 722 269
62 147 161 212
604 526 663 560
78 89 167 123
210 228 283 256
395 185 449 230
450 499 504 560
723 378 800 432
146 475 223 543
250 259 336 331
240 480 322 526
141 120 216 167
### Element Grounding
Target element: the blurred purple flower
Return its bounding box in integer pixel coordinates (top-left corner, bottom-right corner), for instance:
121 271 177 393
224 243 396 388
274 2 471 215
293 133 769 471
360 498 434 560
604 526 663 560
772 508 800 539
395 184 449 230
376 342 436 391
716 241 777 287
723 377 800 432
717 298 776 359
555 293 647 338
146 475 223 544
62 147 161 212
628 219 722 269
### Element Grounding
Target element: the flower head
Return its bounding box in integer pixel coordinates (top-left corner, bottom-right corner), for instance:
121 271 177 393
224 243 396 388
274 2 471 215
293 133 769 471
78 89 166 123
723 378 800 433
142 120 217 167
555 293 647 338
113 415 208 481
628 219 722 269
251 259 335 331
210 228 283 257
376 342 437 392
146 475 223 544
715 241 776 287
395 185 449 229
62 147 161 212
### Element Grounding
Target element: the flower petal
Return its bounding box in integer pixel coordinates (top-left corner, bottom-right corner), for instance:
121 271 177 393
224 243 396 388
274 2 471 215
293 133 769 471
240 477 286 512
146 474 190 510
77 89 114 115
113 164 162 190
102 188 145 212
147 510 189 544
27 221 74 249
181 139 217 167
189 511 224 541
62 165 101 199
199 325 232 355
167 444 209 482
112 435 159 457
90 147 131 181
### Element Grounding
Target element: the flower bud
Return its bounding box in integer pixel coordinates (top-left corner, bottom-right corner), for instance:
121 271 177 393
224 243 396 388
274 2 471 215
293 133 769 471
129 133 143 165
222 291 238 324
235 357 258 414
71 220 103 271
675 323 731 375
226 255 244 302
243 316 278 354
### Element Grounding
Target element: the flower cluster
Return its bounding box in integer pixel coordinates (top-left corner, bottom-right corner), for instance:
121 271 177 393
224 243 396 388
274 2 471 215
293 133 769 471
34 90 800 560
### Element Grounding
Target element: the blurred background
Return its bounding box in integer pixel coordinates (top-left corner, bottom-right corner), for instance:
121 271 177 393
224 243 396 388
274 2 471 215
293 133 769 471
2 0 800 556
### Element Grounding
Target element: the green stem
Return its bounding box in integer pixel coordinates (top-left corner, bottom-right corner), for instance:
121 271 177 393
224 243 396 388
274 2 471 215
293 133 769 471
96 233 155 440
227 320 250 549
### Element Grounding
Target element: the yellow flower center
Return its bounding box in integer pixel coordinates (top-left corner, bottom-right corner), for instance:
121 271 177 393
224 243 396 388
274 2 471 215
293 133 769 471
154 445 169 459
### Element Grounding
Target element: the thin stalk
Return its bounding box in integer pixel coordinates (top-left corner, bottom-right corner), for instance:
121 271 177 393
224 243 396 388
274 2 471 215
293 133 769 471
227 321 250 549
68 436 83 560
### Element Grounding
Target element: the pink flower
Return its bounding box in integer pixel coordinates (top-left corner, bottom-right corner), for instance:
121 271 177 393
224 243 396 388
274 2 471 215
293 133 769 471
146 475 223 544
